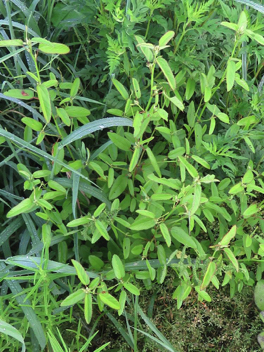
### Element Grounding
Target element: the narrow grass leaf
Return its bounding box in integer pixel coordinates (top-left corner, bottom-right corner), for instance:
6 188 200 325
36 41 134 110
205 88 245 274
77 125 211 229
106 311 134 348
0 267 46 350
58 117 132 149
54 178 111 208
0 217 24 247
0 320 25 352
137 305 177 351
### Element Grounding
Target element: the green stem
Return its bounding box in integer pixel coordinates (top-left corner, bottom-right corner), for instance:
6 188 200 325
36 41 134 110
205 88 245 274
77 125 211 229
145 11 153 39
173 25 188 55
145 62 156 111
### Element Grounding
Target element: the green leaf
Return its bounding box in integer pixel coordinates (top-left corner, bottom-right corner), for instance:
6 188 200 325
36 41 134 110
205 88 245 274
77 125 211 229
65 106 90 118
118 290 127 316
235 75 249 91
237 115 257 126
89 255 104 271
37 199 53 210
168 147 185 159
221 22 238 31
37 84 51 123
178 156 198 178
195 286 212 302
243 204 259 218
123 282 140 296
48 180 66 192
112 78 129 100
163 92 184 111
112 254 125 279
135 35 153 62
130 216 156 231
245 29 264 45
95 220 110 240
145 147 161 177
0 320 25 352
209 117 216 134
159 31 175 46
200 261 216 290
6 198 35 218
0 39 24 46
57 108 71 126
159 223 171 247
84 293 93 324
72 259 90 285
108 132 131 151
39 42 70 54
132 78 141 99
224 248 239 271
32 170 51 178
171 227 197 249
217 112 229 124
99 292 120 310
107 108 124 116
21 117 43 131
61 289 86 306
226 60 236 92
185 78 196 100
218 225 237 247
191 155 210 169
244 136 255 153
136 210 155 218
4 89 34 100
229 182 244 194
129 146 141 172
254 280 264 311
67 217 91 227
123 238 131 259
156 56 176 90
109 175 128 200
94 203 106 218
70 77 80 97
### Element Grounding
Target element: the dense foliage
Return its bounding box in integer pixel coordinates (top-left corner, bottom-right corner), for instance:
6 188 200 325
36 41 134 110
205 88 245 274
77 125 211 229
0 0 264 350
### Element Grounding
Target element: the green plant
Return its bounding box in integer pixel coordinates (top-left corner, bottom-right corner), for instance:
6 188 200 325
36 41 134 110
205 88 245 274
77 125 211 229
1 0 264 351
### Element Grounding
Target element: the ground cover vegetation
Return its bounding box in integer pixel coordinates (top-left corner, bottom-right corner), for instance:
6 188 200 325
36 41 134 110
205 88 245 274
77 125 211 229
0 0 264 350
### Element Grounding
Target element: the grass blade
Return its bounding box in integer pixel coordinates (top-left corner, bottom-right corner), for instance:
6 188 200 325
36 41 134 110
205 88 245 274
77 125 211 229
0 127 92 183
4 255 99 278
137 305 177 351
54 178 111 208
233 0 264 13
58 117 133 149
0 263 46 350
0 319 26 352
105 311 134 349
0 217 24 247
